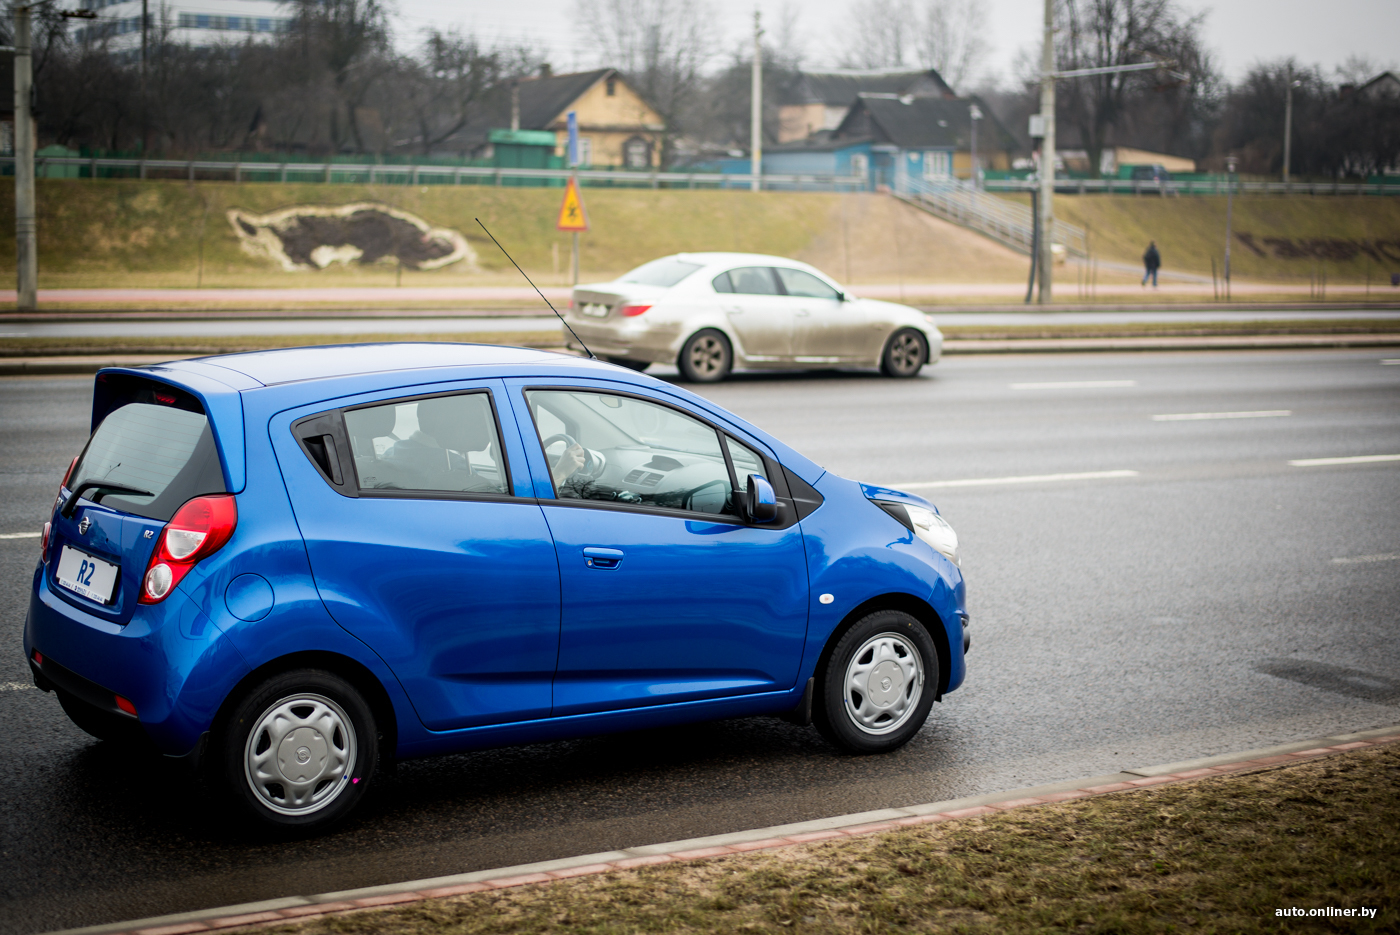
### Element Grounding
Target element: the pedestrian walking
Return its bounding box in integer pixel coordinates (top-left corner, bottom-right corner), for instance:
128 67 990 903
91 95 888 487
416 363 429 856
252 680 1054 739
1142 241 1161 287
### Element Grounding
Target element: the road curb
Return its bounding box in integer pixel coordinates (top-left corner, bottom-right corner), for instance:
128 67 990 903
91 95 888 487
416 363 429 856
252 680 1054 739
42 724 1400 935
4 334 1400 376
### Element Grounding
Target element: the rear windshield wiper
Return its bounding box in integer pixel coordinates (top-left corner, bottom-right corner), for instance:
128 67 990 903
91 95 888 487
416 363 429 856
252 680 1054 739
61 480 154 518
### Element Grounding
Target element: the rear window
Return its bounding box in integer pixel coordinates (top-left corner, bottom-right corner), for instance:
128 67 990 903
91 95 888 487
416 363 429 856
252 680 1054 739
619 257 703 287
69 403 227 521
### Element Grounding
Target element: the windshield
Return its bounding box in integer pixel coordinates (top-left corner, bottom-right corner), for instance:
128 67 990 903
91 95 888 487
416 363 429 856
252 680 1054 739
619 257 703 288
69 403 227 521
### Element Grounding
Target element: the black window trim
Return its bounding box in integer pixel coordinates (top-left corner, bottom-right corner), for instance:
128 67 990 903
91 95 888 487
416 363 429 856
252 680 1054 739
294 387 524 503
521 384 800 528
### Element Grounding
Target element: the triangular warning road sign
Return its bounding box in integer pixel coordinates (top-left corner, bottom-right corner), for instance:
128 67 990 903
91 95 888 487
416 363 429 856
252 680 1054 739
556 177 589 232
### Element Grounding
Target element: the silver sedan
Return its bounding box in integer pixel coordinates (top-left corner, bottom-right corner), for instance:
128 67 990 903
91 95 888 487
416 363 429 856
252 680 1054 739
564 253 943 382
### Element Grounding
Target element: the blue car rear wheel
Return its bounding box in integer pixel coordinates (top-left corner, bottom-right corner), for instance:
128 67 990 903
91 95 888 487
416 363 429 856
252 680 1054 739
219 669 377 830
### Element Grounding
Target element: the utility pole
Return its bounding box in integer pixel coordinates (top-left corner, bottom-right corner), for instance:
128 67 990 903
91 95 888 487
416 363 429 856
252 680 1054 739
968 103 982 190
1036 0 1056 303
14 3 36 311
1283 69 1300 184
1224 154 1237 301
750 8 762 192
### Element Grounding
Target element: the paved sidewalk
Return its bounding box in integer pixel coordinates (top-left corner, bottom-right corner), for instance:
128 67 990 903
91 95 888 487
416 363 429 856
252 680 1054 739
43 724 1400 935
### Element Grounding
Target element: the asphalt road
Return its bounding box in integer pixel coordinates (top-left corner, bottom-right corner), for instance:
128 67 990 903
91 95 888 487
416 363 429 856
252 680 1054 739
1 306 1399 339
2 349 1398 934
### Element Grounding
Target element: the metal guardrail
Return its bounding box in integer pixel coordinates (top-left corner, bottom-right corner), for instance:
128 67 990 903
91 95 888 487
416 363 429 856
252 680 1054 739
898 178 1087 257
0 155 868 191
983 177 1400 196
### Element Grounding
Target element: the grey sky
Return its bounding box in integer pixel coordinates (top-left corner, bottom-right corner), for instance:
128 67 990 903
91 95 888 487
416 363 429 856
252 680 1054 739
391 0 1398 87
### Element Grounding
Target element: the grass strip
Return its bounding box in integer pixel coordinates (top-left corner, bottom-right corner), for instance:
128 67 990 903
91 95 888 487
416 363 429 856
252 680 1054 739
0 332 564 357
250 745 1399 935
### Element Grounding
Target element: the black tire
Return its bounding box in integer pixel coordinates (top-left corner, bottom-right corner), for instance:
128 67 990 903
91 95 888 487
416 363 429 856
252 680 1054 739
880 328 928 378
678 329 733 383
606 356 650 372
58 690 149 746
217 669 377 831
813 610 939 754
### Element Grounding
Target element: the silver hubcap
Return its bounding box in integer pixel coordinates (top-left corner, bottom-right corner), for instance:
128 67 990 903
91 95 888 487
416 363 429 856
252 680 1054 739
843 631 924 735
888 332 924 374
686 335 727 377
243 692 356 816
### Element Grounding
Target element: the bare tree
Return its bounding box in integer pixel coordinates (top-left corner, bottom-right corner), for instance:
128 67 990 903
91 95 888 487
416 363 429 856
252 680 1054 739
1056 0 1213 176
573 0 720 167
834 0 912 69
913 0 989 89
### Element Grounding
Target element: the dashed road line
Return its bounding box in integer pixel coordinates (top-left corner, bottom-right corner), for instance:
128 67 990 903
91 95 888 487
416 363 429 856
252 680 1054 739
0 531 40 539
1331 553 1400 565
1289 454 1400 467
1152 410 1291 421
1381 359 1400 365
1010 380 1137 389
890 470 1139 490
1 682 36 692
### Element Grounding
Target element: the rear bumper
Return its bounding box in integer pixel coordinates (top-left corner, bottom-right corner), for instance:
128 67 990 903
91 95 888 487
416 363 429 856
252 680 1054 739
24 568 250 756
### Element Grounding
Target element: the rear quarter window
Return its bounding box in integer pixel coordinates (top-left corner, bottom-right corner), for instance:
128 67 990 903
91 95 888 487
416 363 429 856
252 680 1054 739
70 403 227 521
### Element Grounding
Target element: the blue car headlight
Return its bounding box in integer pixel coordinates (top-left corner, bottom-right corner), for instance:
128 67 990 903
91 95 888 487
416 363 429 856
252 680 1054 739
903 504 960 567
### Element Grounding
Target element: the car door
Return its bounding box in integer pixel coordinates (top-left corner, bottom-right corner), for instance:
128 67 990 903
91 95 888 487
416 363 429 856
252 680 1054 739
713 266 795 361
777 267 867 362
273 382 561 732
506 381 810 717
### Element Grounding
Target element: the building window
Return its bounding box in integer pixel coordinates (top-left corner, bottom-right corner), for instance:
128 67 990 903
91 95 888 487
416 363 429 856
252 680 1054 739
923 151 951 179
606 77 617 96
578 137 592 167
623 136 651 169
849 152 869 178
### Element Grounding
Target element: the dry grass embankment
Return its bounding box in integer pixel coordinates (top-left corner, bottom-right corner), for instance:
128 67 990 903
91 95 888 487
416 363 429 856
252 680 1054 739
247 744 1399 935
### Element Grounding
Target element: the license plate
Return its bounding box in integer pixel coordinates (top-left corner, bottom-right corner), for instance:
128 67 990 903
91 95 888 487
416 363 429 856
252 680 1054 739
580 303 610 318
56 546 120 604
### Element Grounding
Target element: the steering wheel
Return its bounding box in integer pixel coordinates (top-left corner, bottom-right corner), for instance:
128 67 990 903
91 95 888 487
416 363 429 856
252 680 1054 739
540 433 596 478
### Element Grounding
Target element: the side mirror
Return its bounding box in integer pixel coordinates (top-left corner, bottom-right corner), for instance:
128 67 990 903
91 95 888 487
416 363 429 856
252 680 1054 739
745 473 778 523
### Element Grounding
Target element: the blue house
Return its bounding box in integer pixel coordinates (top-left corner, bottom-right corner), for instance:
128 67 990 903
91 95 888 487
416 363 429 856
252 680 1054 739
766 93 1018 192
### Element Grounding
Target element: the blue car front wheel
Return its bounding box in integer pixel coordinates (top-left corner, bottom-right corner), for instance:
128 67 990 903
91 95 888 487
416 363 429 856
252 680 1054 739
219 669 378 830
815 610 938 753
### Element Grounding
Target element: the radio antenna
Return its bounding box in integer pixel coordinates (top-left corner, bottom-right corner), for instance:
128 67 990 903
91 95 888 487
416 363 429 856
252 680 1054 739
475 218 595 359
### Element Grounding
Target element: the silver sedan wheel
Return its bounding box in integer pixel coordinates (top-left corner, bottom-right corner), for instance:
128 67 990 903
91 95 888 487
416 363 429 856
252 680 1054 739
842 631 925 735
243 692 357 816
883 330 927 377
684 333 729 380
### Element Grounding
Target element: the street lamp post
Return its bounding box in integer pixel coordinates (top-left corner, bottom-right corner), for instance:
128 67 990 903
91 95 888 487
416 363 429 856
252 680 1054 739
13 3 36 311
1224 154 1237 300
1036 0 1056 303
750 8 762 193
968 103 982 190
1283 72 1301 185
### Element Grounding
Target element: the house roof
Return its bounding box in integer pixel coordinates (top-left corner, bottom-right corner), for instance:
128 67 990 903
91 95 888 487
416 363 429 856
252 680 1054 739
766 133 874 154
833 94 1019 151
784 68 956 106
514 68 614 129
1355 71 1400 99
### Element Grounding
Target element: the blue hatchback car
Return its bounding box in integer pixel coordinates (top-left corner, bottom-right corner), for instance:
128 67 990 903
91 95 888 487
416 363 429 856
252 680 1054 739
25 344 968 829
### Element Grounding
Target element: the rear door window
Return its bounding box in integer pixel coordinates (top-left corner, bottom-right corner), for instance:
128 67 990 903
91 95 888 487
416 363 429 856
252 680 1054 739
726 267 782 295
69 403 226 521
343 392 508 495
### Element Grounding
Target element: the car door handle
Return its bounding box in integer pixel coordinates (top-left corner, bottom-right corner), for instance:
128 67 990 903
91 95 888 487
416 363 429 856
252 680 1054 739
582 547 624 569
795 309 811 317
723 306 743 315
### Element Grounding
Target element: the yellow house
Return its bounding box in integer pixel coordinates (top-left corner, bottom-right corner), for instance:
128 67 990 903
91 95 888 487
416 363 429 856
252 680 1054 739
514 68 665 169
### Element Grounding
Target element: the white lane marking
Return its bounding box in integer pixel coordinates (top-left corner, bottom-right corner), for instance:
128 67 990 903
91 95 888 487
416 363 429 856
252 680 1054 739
1 682 36 692
1289 454 1400 467
1153 410 1291 422
1331 553 1400 565
889 470 1139 490
1011 380 1137 390
0 531 41 540
1381 359 1400 365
